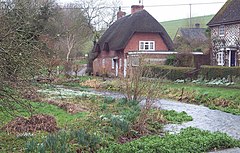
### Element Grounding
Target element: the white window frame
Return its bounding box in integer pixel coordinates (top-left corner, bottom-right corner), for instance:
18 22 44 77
119 58 122 68
111 58 115 69
219 25 225 36
139 41 155 51
216 51 224 66
102 58 106 67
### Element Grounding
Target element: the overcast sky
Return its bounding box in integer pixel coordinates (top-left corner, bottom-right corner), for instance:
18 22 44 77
57 0 227 22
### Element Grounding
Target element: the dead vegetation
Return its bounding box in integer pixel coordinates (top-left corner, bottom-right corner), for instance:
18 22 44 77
1 114 59 134
46 99 89 114
80 79 101 89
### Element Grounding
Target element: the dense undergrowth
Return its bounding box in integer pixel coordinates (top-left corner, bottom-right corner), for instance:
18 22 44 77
99 127 240 153
1 76 240 152
0 86 193 153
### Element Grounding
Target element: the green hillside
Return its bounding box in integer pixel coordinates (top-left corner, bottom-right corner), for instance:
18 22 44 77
160 15 214 40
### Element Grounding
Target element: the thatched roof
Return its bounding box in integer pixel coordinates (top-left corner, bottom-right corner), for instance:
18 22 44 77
175 28 208 42
95 10 174 51
208 0 240 26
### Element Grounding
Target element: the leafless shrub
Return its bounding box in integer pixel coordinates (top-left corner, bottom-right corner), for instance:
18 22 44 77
119 56 163 134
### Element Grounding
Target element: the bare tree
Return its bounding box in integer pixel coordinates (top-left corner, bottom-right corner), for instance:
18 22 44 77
0 0 58 116
119 56 163 134
83 0 121 74
50 3 92 63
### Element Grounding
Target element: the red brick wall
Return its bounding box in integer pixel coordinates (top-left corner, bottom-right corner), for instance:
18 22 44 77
124 32 168 53
93 32 171 77
93 50 124 77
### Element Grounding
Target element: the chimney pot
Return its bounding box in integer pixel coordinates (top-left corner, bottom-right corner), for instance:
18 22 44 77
117 6 126 20
195 23 200 28
131 5 144 14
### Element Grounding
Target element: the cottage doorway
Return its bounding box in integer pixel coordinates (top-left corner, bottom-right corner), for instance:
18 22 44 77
230 50 236 66
113 58 119 77
115 60 118 77
229 50 237 67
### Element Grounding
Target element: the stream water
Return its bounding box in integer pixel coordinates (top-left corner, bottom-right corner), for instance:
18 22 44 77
39 86 240 140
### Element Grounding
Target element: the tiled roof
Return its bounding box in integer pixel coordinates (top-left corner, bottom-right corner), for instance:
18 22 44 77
176 28 208 42
208 0 240 26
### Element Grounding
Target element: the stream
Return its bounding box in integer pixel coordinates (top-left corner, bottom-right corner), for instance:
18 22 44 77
39 85 240 140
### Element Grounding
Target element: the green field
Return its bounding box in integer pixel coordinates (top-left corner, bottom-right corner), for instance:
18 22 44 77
160 15 214 39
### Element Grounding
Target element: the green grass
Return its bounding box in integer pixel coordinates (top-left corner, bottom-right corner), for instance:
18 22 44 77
164 83 240 102
160 82 240 115
161 15 214 39
0 100 89 152
99 79 240 115
1 84 238 152
31 102 87 127
0 101 87 129
0 92 194 152
99 127 240 153
161 110 193 124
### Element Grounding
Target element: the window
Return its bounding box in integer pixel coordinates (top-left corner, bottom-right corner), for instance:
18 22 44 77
139 41 155 50
219 25 225 36
216 51 224 66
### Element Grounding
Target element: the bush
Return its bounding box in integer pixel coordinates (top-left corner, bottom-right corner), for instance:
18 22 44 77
176 53 194 67
99 127 240 153
200 66 240 80
25 129 100 153
165 55 177 66
145 65 195 81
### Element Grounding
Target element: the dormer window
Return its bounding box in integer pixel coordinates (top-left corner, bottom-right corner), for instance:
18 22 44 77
139 41 155 51
219 25 225 36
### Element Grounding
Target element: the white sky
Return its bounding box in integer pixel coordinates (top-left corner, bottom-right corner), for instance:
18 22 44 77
57 0 227 22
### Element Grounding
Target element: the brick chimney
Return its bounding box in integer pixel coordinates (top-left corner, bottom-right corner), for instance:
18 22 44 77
117 6 126 20
131 5 144 14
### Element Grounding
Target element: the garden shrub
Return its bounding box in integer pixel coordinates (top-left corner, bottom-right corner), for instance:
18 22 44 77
176 53 194 67
25 129 100 153
104 97 115 104
161 110 193 124
145 65 195 80
165 55 177 66
200 65 240 80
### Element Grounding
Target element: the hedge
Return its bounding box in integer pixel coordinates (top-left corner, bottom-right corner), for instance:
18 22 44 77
144 65 240 81
144 65 195 81
200 65 240 80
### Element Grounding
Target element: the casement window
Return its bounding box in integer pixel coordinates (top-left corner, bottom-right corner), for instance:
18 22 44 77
216 51 224 66
219 25 225 36
139 41 155 51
